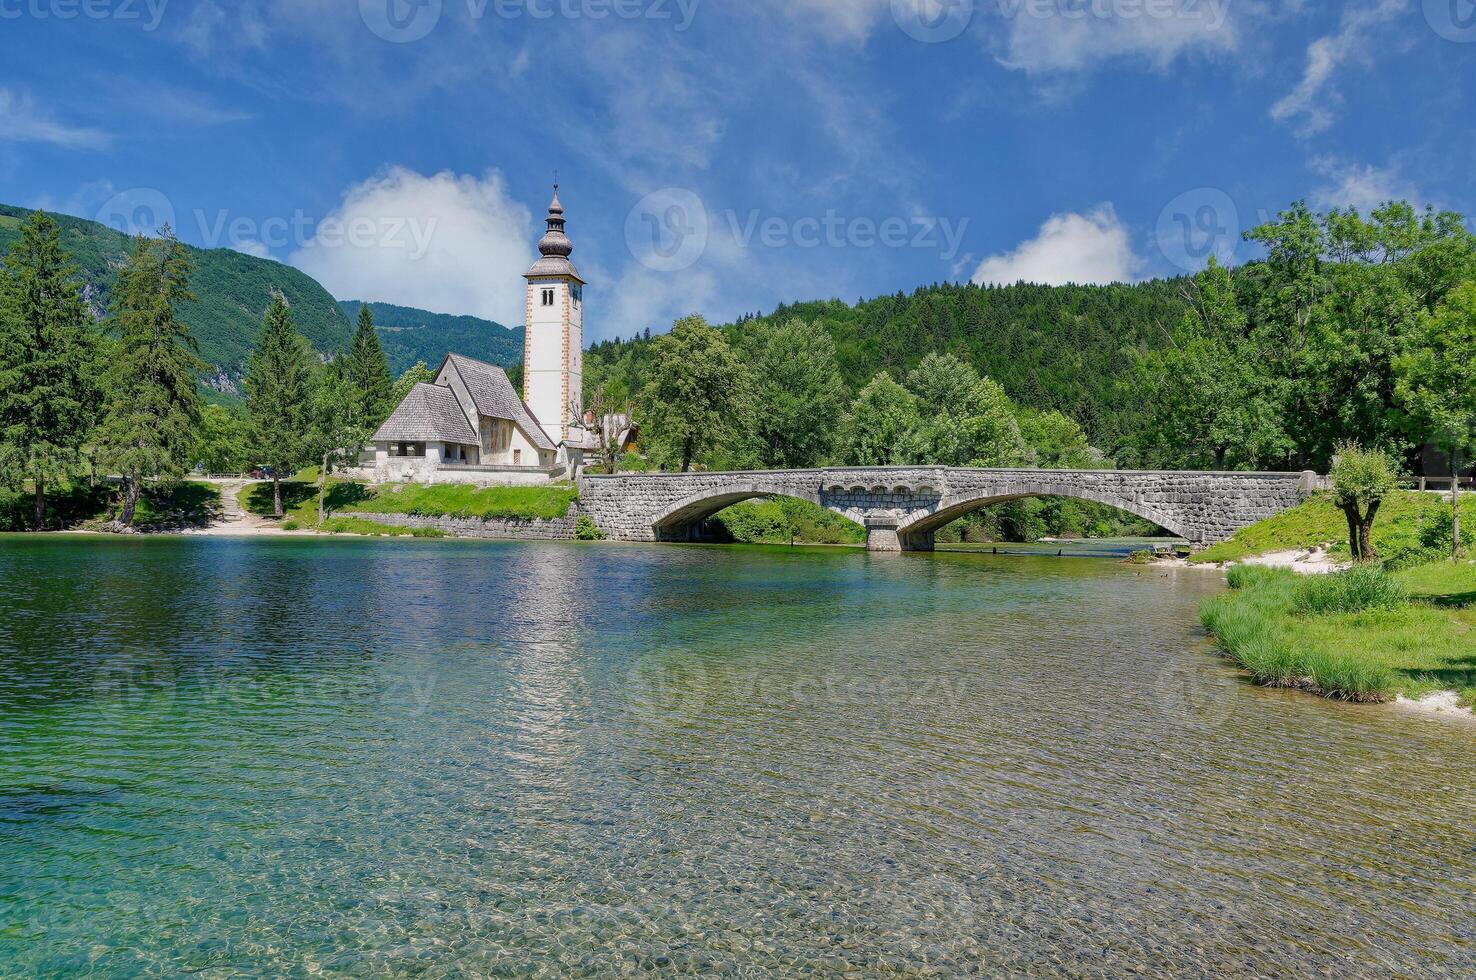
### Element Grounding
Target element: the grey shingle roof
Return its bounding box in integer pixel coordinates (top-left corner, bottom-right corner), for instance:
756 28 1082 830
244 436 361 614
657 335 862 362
372 383 478 445
442 354 558 451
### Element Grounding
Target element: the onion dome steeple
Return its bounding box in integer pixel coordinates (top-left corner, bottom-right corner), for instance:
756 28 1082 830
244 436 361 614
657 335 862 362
525 183 583 281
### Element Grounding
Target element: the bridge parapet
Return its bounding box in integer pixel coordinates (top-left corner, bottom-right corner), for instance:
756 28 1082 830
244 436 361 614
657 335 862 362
577 467 1318 551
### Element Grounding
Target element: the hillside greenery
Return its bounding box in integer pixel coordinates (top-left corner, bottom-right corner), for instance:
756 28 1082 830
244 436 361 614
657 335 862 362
0 205 349 387
339 300 523 376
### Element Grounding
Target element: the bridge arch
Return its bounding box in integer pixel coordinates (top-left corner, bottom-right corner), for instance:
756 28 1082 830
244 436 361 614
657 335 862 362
649 480 826 541
897 483 1191 548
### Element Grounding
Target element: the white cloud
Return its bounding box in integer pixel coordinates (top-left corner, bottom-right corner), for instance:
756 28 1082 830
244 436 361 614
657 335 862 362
1309 157 1419 212
232 239 272 259
0 89 108 148
999 0 1239 73
971 206 1142 286
758 0 891 42
1270 0 1405 135
290 167 535 326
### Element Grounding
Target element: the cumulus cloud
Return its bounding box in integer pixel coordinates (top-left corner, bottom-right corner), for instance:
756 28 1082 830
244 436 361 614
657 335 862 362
1309 157 1419 212
999 0 1239 73
0 89 107 148
1270 0 1405 135
971 206 1142 286
290 167 534 326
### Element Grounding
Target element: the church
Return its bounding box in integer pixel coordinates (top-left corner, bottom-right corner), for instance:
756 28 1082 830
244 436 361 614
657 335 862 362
370 186 600 484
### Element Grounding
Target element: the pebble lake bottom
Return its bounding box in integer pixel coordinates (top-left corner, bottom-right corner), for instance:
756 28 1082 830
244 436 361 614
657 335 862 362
0 535 1472 976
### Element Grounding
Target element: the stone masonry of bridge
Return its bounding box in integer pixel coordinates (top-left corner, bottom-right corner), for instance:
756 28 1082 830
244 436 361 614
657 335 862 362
577 467 1323 552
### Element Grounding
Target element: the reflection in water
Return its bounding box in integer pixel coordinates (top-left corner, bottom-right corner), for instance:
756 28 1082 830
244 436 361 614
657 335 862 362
0 536 1473 976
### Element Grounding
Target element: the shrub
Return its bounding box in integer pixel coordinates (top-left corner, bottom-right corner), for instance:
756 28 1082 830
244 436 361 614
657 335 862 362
1293 566 1407 615
575 514 606 541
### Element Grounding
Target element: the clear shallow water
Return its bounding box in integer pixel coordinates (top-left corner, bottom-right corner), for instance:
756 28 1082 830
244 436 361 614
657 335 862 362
1 536 1473 977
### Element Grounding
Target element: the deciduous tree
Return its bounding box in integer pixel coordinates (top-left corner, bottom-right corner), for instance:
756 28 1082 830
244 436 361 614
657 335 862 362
837 372 919 467
1329 442 1400 563
639 315 754 472
1395 282 1476 558
745 318 848 468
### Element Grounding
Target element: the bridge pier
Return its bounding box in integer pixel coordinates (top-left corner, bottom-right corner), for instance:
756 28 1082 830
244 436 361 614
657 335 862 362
863 517 934 553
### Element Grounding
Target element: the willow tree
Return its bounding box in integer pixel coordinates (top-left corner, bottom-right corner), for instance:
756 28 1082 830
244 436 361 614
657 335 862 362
97 228 204 527
0 212 98 528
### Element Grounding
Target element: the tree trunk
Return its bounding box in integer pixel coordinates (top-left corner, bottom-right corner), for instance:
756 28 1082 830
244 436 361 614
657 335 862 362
1451 447 1462 560
681 438 693 474
273 473 284 519
1340 503 1362 562
1360 498 1381 564
120 476 139 527
33 480 45 531
318 452 330 526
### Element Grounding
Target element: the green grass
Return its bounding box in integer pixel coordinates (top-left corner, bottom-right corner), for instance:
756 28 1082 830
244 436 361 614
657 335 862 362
1201 562 1476 705
350 483 579 521
240 478 577 528
0 481 219 532
709 498 866 546
284 515 446 538
1192 490 1475 568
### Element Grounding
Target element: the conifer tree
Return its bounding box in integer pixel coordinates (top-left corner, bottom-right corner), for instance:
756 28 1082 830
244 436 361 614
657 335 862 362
245 292 313 518
0 212 98 528
347 304 393 427
310 357 367 526
97 228 205 527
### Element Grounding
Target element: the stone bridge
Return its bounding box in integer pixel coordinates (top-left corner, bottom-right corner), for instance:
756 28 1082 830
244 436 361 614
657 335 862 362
578 467 1322 552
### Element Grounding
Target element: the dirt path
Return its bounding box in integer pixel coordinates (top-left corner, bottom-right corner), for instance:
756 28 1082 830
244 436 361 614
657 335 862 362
186 480 314 536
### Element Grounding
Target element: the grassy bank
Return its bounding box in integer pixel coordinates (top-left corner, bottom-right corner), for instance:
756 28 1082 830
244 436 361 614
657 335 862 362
1 481 219 532
1201 562 1476 705
239 479 577 535
1192 490 1473 568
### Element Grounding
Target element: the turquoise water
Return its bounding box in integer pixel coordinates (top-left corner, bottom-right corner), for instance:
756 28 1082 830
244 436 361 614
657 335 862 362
1 536 1472 976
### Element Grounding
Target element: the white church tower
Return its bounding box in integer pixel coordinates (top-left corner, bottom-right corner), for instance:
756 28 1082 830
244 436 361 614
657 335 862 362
523 185 586 453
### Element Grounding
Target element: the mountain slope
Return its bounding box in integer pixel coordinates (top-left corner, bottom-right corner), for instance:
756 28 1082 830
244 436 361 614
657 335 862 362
338 301 524 375
0 205 350 390
587 278 1193 465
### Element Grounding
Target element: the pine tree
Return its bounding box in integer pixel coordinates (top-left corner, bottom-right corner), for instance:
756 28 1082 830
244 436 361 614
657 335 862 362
97 228 205 526
0 212 98 528
245 292 313 518
309 357 367 526
347 304 393 428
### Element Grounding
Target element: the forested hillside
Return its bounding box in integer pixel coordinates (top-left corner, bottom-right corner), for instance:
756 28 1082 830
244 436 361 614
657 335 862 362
0 205 349 390
587 278 1192 463
338 301 523 375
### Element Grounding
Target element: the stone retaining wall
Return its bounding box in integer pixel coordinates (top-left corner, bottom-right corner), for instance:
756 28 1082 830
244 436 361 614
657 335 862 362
339 509 580 541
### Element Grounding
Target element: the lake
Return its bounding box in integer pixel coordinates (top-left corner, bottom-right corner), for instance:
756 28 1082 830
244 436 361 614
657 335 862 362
1 536 1472 975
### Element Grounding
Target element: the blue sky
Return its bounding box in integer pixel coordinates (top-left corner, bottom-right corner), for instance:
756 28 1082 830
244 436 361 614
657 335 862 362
2 0 1473 340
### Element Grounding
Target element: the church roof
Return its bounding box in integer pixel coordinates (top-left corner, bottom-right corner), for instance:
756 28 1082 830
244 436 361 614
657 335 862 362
525 185 584 282
372 383 478 445
441 354 557 451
